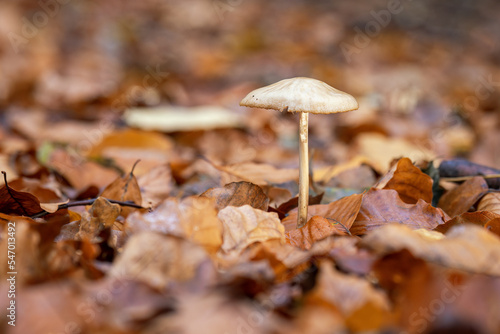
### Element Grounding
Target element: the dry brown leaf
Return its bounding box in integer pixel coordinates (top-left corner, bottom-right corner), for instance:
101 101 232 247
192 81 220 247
362 224 500 276
307 260 391 329
376 157 433 204
282 193 363 232
215 161 299 186
218 205 285 253
101 165 142 218
477 192 500 214
126 197 222 253
285 216 348 250
200 181 269 211
137 163 173 208
109 232 213 290
438 176 488 217
351 189 448 235
76 197 121 241
435 211 500 234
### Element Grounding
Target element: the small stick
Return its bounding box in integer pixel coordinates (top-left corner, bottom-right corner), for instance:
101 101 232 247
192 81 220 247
30 198 144 219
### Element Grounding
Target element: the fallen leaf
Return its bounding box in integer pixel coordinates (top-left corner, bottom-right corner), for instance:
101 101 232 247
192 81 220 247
438 176 488 217
137 163 173 207
215 161 299 186
361 224 500 276
285 216 347 250
126 197 222 253
200 181 269 211
125 105 244 132
101 165 142 217
477 192 500 214
218 205 285 253
76 197 121 241
435 211 500 234
271 193 324 221
307 260 391 328
282 193 363 232
376 157 433 204
351 189 448 235
355 133 435 173
109 232 214 290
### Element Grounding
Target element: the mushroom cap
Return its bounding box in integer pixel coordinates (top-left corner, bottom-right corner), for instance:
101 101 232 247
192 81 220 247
240 77 358 114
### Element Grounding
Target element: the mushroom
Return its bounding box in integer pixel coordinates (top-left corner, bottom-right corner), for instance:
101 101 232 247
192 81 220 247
240 77 358 228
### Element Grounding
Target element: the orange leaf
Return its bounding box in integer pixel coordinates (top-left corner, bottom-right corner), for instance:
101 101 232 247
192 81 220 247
351 189 448 235
438 176 488 217
282 193 364 232
376 157 433 204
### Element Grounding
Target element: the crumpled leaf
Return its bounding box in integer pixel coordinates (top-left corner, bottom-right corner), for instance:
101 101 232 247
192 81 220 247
76 197 121 241
215 161 299 186
282 193 363 232
126 197 222 252
376 157 433 204
218 205 285 253
351 189 448 235
200 181 269 211
101 165 142 218
438 176 489 217
109 232 214 290
362 224 500 276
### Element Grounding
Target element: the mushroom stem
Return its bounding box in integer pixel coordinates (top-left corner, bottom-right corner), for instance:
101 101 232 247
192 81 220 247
297 112 309 228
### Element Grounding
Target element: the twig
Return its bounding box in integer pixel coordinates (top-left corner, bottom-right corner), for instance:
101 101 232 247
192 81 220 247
440 174 500 182
30 198 144 219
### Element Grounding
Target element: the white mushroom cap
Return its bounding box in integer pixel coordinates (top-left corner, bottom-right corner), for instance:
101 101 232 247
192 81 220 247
240 77 358 114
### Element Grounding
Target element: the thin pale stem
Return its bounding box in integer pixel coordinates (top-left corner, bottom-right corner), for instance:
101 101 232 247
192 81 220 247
298 112 309 228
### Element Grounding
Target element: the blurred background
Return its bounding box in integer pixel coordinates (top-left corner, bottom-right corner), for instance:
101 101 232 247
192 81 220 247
1 0 499 177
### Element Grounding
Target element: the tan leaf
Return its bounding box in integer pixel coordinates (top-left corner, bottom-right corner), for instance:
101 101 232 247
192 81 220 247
218 205 285 253
351 189 448 235
126 197 222 253
477 192 500 214
282 193 364 232
137 163 173 208
435 211 500 234
109 232 213 290
438 176 488 217
362 224 500 276
101 165 142 218
376 157 433 204
215 162 299 186
76 197 121 241
200 181 269 211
